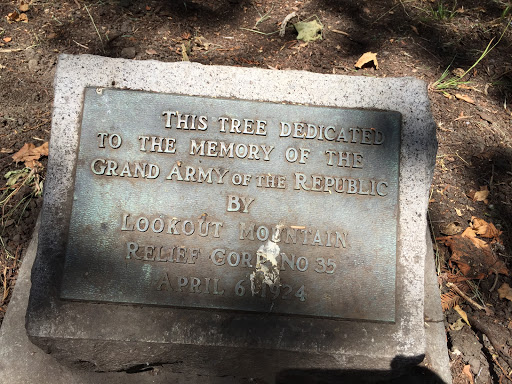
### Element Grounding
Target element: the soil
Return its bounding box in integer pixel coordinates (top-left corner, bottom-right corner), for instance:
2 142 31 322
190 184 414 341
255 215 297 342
1 0 512 382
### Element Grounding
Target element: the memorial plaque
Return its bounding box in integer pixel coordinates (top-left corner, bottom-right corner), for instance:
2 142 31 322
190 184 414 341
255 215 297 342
61 88 400 322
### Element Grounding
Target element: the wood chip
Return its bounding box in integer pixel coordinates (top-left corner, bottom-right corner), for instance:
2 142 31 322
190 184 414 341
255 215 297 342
455 93 475 104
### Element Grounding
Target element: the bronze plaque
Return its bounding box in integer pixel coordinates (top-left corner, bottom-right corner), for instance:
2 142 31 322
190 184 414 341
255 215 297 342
60 88 401 322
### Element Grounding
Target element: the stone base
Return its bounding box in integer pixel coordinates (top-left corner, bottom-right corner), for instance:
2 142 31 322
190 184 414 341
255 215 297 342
25 56 438 379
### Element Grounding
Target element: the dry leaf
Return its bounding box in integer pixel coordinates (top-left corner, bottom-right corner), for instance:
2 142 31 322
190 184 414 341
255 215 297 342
12 142 49 168
294 20 323 42
470 216 502 240
449 317 465 331
1 147 14 153
19 13 28 22
19 0 30 12
441 221 462 236
355 52 379 70
438 227 509 279
455 208 463 217
410 25 419 35
6 11 19 23
3 37 12 43
462 364 474 384
473 187 489 204
454 304 470 326
455 93 475 104
145 48 157 55
498 283 512 301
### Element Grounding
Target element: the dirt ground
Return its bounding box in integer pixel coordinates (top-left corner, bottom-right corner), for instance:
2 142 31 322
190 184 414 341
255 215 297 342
0 0 512 382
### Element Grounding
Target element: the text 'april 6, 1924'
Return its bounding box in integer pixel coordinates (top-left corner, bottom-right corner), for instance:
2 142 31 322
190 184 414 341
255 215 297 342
60 88 401 322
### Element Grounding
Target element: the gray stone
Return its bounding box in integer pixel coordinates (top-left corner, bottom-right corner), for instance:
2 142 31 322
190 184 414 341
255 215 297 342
26 55 437 380
28 58 39 72
120 47 136 59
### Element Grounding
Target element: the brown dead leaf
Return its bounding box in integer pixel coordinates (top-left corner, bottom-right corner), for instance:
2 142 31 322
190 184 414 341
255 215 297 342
470 216 502 240
6 11 19 23
462 364 474 384
449 317 465 330
145 48 157 55
498 283 512 301
455 93 475 104
437 227 509 279
12 142 48 168
19 0 30 12
454 305 470 325
3 37 12 43
441 221 463 236
473 187 489 204
18 12 28 22
355 52 379 70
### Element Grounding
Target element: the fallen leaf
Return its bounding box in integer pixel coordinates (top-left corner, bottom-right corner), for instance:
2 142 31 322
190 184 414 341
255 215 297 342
470 216 502 240
455 93 475 104
3 37 12 43
449 317 465 331
455 208 463 216
452 68 465 77
454 304 470 326
473 187 489 204
19 12 28 22
437 227 509 279
1 147 14 153
6 11 20 23
294 19 323 42
180 43 189 61
4 168 30 186
19 0 30 12
498 283 512 301
411 25 419 35
12 141 48 168
441 221 463 236
145 48 157 55
462 364 474 384
355 52 379 70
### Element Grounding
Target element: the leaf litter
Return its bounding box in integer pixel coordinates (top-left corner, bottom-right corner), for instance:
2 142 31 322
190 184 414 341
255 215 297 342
11 142 48 168
355 52 379 70
437 217 508 280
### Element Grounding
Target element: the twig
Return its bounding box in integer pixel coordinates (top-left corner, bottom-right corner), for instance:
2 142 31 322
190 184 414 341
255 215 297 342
254 3 274 28
279 12 296 37
489 269 499 292
446 282 492 315
468 313 512 369
492 354 512 382
240 27 279 35
331 29 350 36
84 4 104 50
0 48 23 53
73 40 89 50
455 151 470 166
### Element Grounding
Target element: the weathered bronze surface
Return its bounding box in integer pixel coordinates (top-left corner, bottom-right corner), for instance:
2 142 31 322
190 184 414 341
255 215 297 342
60 88 401 322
